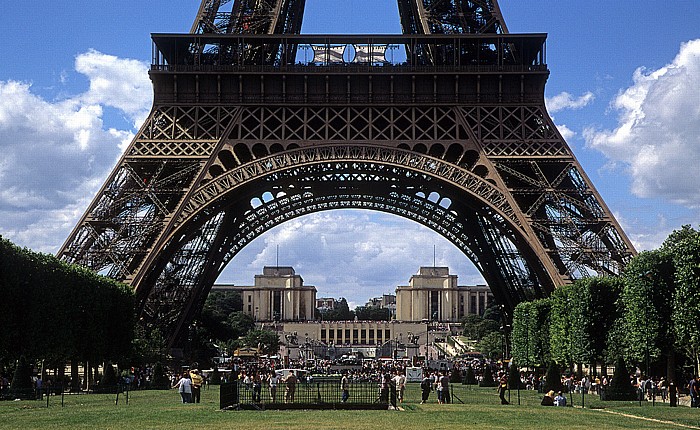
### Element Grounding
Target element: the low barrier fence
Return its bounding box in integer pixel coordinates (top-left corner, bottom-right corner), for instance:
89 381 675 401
221 380 388 410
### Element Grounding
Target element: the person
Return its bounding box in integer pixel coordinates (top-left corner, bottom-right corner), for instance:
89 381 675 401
284 370 298 403
341 371 350 403
268 371 280 403
439 371 450 404
252 373 262 403
690 377 699 408
189 369 203 403
386 373 397 410
394 370 406 403
498 373 509 405
380 372 390 403
420 373 432 404
541 390 555 406
172 372 192 404
554 391 567 406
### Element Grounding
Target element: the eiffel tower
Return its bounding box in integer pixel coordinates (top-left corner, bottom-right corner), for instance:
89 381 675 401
59 0 636 347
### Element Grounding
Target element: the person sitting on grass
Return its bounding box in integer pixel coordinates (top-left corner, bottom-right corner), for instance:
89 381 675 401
554 391 567 406
541 390 555 406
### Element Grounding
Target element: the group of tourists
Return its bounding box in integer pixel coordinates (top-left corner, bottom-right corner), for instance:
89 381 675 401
419 370 451 404
172 369 204 404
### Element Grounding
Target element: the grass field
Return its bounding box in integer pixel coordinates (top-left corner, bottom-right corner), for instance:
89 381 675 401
1 384 699 430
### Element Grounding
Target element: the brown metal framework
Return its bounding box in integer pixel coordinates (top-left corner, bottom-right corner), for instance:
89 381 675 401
59 0 635 346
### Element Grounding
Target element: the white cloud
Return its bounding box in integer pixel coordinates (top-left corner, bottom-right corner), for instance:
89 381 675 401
584 39 700 207
546 91 595 113
0 51 152 252
555 123 576 141
219 210 484 306
76 50 152 127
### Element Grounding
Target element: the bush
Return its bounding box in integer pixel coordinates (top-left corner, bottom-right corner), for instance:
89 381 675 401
210 367 221 385
101 362 118 387
543 361 562 393
464 366 477 385
450 367 462 383
9 356 35 400
479 367 497 387
508 367 523 389
151 362 170 389
603 356 637 400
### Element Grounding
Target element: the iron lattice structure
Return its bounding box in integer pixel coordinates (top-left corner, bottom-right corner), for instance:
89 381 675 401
59 0 636 347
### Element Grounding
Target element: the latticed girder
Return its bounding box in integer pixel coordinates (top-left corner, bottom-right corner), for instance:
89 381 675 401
138 171 545 344
191 0 306 35
398 0 508 36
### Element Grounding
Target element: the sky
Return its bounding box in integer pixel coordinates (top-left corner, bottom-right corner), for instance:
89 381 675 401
0 1 699 308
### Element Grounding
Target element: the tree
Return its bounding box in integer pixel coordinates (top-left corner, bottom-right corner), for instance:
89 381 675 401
477 332 503 361
321 298 354 321
243 329 280 356
511 299 551 369
663 225 700 377
228 311 256 339
621 250 676 377
204 290 242 316
354 306 390 321
461 314 499 342
0 237 134 369
550 278 623 374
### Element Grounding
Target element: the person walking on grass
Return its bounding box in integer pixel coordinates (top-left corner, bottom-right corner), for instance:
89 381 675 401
172 372 192 404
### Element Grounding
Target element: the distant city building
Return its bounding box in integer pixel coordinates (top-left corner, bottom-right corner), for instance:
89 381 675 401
315 297 336 311
212 266 316 322
364 294 396 317
395 267 493 322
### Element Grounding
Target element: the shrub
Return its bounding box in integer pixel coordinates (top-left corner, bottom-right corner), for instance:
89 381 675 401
9 356 34 399
464 366 477 385
151 362 170 389
603 356 637 400
479 367 497 387
543 361 562 393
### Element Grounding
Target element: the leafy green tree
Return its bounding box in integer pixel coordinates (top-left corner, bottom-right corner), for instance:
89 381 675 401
321 298 354 321
204 290 242 316
477 332 503 361
621 250 675 376
461 314 500 342
243 329 280 356
550 278 623 374
228 311 256 339
663 225 700 377
511 299 551 369
354 306 390 321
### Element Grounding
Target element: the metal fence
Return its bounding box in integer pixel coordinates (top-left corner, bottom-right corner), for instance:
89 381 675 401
221 380 388 410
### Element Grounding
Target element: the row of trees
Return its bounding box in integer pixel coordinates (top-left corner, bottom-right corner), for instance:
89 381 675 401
0 236 135 390
510 225 700 382
319 298 391 321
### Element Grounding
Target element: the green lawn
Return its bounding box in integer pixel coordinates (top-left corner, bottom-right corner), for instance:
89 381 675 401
1 385 698 430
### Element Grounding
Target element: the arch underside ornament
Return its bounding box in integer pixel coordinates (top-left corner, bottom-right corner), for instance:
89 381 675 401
59 100 635 345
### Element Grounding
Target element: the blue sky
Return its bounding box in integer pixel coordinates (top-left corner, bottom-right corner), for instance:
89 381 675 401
1 1 699 307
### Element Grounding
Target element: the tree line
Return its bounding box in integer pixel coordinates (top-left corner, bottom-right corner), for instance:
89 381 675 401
510 225 700 384
0 236 134 390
